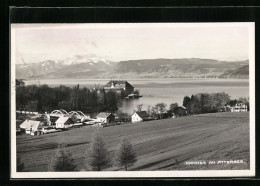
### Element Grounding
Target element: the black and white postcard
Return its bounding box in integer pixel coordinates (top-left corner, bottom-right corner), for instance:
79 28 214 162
10 22 255 178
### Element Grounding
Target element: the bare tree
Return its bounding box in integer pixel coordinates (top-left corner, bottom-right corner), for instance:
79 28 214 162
116 138 137 171
86 136 111 171
48 143 76 171
147 105 151 115
155 103 167 119
136 104 143 112
151 106 158 119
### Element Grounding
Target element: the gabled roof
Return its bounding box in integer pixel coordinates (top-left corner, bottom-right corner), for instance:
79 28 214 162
134 111 150 119
175 106 187 110
235 103 247 107
55 116 73 124
96 112 114 118
20 120 41 131
103 80 133 89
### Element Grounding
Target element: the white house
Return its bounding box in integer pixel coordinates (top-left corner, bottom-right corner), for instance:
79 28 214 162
231 103 248 112
55 116 74 129
131 111 150 123
96 112 115 123
19 120 42 135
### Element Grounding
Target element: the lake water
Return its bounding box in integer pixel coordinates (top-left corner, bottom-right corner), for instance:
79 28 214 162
25 78 249 114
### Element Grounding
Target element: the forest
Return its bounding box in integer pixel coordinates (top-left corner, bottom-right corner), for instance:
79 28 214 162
16 83 121 114
16 80 249 117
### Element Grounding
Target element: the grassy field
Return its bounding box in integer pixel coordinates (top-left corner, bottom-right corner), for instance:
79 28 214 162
16 112 250 171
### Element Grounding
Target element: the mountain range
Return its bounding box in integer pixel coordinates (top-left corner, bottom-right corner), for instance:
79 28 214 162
16 55 249 79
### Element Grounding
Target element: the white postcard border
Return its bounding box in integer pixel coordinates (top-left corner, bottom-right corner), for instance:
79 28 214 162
10 22 255 178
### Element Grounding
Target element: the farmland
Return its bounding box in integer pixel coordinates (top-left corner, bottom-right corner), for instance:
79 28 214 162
16 112 250 171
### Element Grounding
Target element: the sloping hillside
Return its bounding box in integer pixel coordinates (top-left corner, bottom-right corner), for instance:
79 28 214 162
219 65 249 78
17 112 249 172
16 60 63 79
114 58 248 78
15 56 249 79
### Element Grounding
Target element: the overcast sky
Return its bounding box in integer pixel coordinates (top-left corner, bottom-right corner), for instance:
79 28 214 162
11 23 251 64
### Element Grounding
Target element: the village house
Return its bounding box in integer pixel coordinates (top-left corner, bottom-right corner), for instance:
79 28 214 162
131 111 151 123
55 116 74 129
173 106 188 117
167 106 187 118
96 112 116 123
19 120 43 136
231 103 248 112
103 80 134 96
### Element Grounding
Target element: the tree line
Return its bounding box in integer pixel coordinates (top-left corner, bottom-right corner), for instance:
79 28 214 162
183 93 249 114
16 83 122 114
134 92 249 119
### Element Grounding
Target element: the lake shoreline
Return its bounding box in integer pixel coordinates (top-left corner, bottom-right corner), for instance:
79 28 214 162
21 78 249 114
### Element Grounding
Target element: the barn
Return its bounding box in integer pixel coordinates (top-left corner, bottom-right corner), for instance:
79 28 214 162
19 120 43 135
96 112 115 123
55 116 74 129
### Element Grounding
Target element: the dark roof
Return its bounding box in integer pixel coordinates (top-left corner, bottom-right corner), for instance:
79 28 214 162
96 112 114 118
103 80 133 88
135 111 150 119
176 106 187 110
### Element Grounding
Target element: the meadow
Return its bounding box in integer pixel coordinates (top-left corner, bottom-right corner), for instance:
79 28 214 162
16 112 250 171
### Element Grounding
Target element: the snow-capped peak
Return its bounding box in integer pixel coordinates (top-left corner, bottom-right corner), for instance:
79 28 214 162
60 54 112 65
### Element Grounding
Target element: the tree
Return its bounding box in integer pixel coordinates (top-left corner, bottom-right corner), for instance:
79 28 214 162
151 106 158 119
146 105 151 115
133 89 140 95
117 111 130 122
106 91 118 110
49 143 76 171
136 104 143 112
87 136 111 171
155 103 167 119
189 95 201 114
238 97 248 103
169 102 178 111
199 93 212 113
183 96 191 108
116 138 137 171
16 79 25 87
211 92 230 112
17 156 25 172
229 99 238 107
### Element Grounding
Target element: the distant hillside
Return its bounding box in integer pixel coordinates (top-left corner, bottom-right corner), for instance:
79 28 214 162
16 60 63 79
15 55 115 79
15 56 249 79
219 65 249 79
113 58 248 78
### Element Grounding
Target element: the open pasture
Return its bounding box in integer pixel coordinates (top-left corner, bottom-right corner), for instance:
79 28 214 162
16 112 250 171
